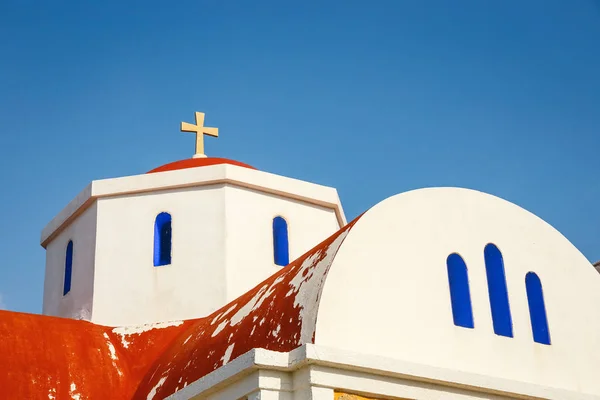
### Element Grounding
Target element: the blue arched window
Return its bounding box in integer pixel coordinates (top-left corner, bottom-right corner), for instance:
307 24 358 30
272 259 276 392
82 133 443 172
484 243 513 337
525 272 551 345
154 212 172 266
64 240 73 295
446 253 474 328
273 216 289 266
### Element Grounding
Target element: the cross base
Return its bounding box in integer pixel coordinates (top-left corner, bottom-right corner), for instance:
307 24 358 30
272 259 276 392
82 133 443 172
193 153 208 159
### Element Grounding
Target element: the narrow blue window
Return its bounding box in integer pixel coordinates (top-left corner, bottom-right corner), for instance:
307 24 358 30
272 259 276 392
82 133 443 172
154 212 172 266
484 243 513 337
525 272 551 345
64 240 73 295
273 216 289 266
446 253 474 328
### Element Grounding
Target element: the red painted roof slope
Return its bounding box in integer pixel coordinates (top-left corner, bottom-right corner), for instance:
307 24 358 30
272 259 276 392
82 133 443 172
0 215 362 399
133 217 361 399
147 157 256 174
0 310 191 400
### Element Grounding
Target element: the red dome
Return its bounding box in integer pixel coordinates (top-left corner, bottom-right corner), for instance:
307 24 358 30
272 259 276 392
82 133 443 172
147 157 256 174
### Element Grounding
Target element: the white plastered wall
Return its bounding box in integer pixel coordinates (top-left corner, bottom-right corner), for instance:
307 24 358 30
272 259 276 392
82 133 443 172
223 185 341 301
42 202 97 320
91 184 342 327
41 163 346 327
92 185 228 327
315 188 600 396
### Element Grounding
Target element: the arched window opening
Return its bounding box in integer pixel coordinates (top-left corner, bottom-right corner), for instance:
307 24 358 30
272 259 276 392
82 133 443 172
273 216 289 266
446 253 474 328
484 243 513 337
154 212 172 266
525 272 551 345
64 240 73 296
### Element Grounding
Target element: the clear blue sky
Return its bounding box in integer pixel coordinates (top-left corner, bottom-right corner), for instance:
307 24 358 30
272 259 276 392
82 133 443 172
1 1 599 314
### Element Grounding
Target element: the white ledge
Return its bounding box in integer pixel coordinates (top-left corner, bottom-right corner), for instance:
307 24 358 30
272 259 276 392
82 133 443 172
41 164 347 247
168 344 600 400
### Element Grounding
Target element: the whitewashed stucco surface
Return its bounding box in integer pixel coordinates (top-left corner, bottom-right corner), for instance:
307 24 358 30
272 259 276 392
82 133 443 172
223 185 340 301
315 187 600 396
42 202 97 320
91 183 341 327
42 164 344 327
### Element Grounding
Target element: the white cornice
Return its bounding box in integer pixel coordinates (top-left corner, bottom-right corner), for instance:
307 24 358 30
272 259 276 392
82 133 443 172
40 164 347 248
169 344 599 400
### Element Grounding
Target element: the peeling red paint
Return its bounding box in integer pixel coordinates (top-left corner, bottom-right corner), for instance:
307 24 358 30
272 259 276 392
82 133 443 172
0 310 189 399
147 158 256 174
0 215 363 399
133 217 361 399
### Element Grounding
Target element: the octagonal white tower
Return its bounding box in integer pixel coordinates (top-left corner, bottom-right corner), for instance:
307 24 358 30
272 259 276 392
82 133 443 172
40 158 346 327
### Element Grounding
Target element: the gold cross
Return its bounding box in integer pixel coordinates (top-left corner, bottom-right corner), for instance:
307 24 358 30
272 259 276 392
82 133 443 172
180 111 219 158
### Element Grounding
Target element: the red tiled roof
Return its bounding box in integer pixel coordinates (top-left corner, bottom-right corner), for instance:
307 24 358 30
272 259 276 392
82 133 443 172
147 158 256 174
0 216 362 399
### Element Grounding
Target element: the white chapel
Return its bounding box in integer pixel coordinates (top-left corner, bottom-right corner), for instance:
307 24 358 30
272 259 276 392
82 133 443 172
1 111 599 400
